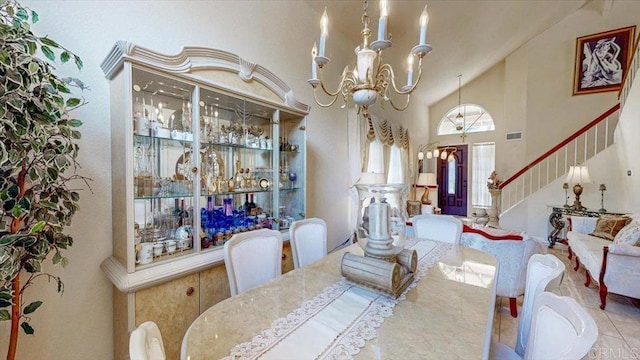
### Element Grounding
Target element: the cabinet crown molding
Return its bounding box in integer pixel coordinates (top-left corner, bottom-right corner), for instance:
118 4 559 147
100 41 309 115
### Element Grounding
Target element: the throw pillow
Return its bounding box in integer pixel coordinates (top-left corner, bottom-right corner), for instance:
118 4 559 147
590 215 632 241
613 221 640 246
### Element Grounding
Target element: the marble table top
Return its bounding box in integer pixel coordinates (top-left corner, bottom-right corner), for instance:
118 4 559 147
182 239 498 360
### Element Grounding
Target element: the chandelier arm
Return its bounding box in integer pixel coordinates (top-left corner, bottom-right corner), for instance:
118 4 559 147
388 93 411 111
317 69 346 98
378 61 424 96
312 86 341 107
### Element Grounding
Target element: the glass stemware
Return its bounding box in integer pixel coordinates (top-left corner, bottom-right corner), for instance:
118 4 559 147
288 172 297 188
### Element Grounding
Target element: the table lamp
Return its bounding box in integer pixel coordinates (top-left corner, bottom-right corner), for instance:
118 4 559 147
565 165 591 211
416 173 431 205
599 183 606 213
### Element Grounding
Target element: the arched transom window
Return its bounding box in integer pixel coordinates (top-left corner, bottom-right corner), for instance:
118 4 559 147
437 104 495 136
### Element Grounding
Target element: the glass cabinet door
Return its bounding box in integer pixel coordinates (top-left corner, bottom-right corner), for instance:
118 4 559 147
127 67 305 268
277 112 306 232
131 68 197 268
197 88 275 250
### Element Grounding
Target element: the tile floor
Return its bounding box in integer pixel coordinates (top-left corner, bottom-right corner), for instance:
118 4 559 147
491 243 640 360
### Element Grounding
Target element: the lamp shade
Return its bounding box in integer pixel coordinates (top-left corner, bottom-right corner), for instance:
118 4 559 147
425 173 437 185
359 172 385 184
566 166 592 185
416 173 430 186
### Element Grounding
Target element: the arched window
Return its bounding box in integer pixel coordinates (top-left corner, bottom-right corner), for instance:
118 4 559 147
437 104 495 136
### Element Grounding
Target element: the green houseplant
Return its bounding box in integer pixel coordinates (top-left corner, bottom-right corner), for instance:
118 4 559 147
0 1 88 359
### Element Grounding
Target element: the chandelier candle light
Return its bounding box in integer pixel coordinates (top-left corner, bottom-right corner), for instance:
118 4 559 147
309 1 432 117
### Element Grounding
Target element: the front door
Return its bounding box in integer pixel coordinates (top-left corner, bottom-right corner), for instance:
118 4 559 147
438 145 468 216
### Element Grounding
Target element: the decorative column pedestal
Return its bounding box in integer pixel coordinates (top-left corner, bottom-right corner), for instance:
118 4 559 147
488 188 501 228
344 184 416 298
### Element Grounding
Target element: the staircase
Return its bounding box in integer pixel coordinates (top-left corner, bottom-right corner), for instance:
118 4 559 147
498 31 639 215
498 105 619 213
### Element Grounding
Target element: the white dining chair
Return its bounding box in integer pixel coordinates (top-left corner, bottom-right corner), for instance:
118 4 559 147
412 214 463 244
129 321 166 360
490 253 566 360
289 218 328 268
524 292 598 360
224 228 283 296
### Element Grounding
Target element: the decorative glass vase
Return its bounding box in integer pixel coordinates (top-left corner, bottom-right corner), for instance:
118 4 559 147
355 183 408 257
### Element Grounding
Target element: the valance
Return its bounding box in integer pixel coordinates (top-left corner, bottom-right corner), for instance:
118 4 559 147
365 115 410 149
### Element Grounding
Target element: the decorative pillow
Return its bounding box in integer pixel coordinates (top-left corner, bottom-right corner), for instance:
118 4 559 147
613 221 640 246
463 224 523 241
589 215 632 241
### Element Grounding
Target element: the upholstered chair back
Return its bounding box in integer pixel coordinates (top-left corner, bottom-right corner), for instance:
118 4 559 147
515 254 565 356
524 292 598 360
289 218 328 268
413 214 463 244
224 229 283 296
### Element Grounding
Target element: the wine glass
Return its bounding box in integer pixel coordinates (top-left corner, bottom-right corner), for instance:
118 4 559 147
288 172 297 188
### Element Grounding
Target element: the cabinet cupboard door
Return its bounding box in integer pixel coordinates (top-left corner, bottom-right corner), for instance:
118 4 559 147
282 242 294 274
199 263 231 311
135 272 199 360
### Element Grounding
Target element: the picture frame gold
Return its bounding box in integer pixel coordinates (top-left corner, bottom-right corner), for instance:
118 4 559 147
573 26 636 95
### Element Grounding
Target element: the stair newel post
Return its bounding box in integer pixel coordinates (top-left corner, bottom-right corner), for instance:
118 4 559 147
488 188 501 228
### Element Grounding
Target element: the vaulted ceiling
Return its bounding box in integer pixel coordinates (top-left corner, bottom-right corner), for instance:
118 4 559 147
304 0 588 106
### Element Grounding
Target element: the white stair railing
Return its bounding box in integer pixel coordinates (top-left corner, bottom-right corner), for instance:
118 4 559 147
499 34 637 214
499 105 620 214
620 34 640 109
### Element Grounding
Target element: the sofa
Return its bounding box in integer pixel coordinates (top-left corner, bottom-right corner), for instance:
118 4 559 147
461 224 545 317
567 214 640 309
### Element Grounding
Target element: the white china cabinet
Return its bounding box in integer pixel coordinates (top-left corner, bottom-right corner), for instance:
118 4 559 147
99 41 308 359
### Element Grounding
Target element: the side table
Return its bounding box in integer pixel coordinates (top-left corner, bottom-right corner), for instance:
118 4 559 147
546 206 624 248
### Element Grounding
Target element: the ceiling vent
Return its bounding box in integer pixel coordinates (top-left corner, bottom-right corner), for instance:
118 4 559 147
505 131 523 141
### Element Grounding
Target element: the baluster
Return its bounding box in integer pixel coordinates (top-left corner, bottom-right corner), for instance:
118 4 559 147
583 129 588 163
604 117 609 148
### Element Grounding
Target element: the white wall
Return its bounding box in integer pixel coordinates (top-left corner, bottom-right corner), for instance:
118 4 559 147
504 0 640 225
0 1 354 359
421 0 639 222
615 74 640 211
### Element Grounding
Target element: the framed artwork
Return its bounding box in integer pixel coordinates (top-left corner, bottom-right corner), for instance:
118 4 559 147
573 26 636 95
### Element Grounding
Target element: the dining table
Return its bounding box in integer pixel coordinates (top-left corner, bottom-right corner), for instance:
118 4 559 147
182 238 498 360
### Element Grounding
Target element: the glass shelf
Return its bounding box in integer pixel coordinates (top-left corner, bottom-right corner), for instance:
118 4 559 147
134 194 194 200
279 187 301 192
134 133 193 147
200 141 274 152
200 189 273 197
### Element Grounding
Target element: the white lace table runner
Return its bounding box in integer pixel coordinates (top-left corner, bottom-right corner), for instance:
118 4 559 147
223 240 452 360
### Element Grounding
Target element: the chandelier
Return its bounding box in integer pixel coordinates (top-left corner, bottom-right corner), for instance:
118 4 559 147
308 0 432 117
454 75 464 133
